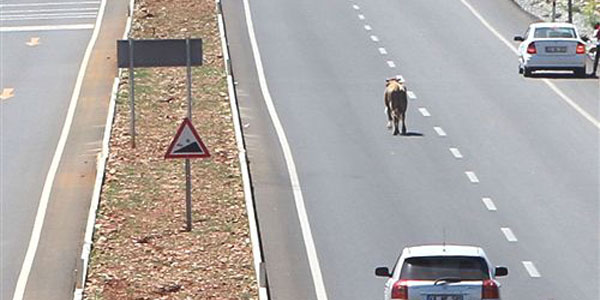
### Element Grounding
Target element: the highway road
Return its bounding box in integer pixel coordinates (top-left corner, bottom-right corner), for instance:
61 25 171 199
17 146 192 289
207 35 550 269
1 1 126 299
222 0 599 299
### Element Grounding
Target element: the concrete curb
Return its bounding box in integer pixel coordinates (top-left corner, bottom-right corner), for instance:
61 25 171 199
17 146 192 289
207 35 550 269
216 0 270 299
73 0 134 298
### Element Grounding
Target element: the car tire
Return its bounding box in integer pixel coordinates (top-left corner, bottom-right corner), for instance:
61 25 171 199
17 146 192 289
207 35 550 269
574 67 586 78
523 67 532 77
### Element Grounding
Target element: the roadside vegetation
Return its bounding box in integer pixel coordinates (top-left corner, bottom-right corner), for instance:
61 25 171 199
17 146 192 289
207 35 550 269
84 0 257 298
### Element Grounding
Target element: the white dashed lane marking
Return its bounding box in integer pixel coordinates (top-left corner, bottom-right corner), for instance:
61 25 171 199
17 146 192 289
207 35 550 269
465 171 479 183
449 148 463 159
418 107 430 117
358 14 365 20
433 126 446 136
523 261 541 278
370 35 379 42
501 227 518 242
378 47 387 55
386 61 395 68
481 197 497 211
407 91 416 99
364 25 371 31
352 4 360 10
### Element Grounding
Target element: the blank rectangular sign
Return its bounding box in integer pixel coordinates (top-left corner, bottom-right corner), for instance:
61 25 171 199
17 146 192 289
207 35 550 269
117 39 202 68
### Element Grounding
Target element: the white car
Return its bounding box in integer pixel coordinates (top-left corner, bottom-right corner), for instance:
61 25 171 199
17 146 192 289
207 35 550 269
514 22 588 77
375 245 508 300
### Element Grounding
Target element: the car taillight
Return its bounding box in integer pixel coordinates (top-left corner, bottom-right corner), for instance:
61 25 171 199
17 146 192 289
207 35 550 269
391 280 408 299
527 42 537 54
482 279 500 299
576 43 585 54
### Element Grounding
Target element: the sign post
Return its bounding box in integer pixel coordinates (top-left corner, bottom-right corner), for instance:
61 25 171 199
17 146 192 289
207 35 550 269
164 118 210 231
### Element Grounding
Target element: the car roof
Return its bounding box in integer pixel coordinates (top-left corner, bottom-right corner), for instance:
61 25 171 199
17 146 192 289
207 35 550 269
530 22 576 29
403 245 485 258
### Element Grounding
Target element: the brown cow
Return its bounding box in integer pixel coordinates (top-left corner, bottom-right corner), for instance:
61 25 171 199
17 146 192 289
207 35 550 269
384 78 408 135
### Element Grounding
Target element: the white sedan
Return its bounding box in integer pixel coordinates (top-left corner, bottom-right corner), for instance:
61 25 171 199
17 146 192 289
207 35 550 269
514 22 588 77
375 245 508 300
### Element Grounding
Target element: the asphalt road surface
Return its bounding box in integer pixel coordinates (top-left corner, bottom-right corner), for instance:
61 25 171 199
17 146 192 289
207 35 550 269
222 0 599 299
1 0 126 299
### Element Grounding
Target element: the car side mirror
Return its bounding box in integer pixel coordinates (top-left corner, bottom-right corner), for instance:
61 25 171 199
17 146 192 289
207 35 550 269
375 266 391 277
513 35 525 42
494 266 508 277
582 36 589 42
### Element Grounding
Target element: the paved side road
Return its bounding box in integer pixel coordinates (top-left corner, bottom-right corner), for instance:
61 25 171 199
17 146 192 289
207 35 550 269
0 0 127 299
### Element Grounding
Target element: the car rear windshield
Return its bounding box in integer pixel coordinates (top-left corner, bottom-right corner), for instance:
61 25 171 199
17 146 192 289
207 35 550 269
534 27 576 38
400 256 490 280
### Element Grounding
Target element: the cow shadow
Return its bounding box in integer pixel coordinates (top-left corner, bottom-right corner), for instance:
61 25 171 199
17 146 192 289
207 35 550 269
400 131 424 137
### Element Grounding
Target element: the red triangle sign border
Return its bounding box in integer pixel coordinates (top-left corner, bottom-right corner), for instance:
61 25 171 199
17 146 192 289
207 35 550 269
164 117 211 159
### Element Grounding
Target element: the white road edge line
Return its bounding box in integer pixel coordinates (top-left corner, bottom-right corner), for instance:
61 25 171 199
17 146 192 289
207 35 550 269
0 24 94 32
449 147 463 159
73 0 133 298
481 197 497 211
11 0 108 299
465 171 479 183
460 0 600 130
216 1 268 298
522 261 541 277
243 0 329 299
501 227 518 242
0 1 100 8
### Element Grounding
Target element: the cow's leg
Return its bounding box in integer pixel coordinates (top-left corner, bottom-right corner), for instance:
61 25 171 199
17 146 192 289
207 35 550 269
392 114 400 135
385 106 392 129
401 112 407 135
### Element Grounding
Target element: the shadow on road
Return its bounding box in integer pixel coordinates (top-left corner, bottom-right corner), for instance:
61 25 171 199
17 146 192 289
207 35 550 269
401 132 424 137
528 72 599 80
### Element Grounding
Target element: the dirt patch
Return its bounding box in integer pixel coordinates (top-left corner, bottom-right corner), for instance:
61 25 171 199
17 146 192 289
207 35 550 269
84 0 257 299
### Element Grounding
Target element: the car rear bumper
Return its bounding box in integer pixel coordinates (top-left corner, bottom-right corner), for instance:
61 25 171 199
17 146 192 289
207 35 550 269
521 54 586 69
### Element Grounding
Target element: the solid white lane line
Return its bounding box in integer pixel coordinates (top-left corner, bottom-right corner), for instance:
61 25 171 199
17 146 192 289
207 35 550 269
1 15 97 21
11 0 107 299
522 261 541 277
387 61 396 68
418 107 430 117
364 25 372 31
358 14 365 20
370 35 379 42
1 12 97 18
465 171 479 183
433 126 446 136
378 47 387 55
460 0 600 130
481 197 497 211
0 24 94 32
1 7 98 14
0 1 100 8
243 0 329 299
449 147 463 159
407 90 416 99
352 4 360 10
501 227 518 242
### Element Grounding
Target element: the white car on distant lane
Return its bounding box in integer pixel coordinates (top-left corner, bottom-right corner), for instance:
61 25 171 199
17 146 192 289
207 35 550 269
375 245 508 300
514 22 588 77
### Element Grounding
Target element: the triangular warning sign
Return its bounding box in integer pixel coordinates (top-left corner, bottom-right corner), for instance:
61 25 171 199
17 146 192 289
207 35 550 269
165 118 210 159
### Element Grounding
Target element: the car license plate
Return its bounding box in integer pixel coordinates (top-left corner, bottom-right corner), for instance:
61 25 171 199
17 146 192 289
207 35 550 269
426 295 463 300
545 46 567 53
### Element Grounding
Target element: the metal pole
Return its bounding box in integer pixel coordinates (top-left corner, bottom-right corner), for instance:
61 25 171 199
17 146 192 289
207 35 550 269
184 37 193 231
185 159 192 231
552 0 556 22
568 0 572 23
128 38 136 148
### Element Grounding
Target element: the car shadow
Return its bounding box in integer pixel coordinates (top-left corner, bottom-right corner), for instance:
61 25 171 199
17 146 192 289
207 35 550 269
528 72 598 80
